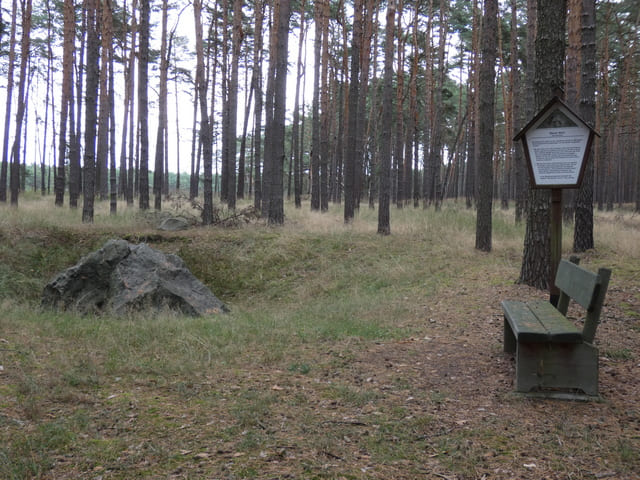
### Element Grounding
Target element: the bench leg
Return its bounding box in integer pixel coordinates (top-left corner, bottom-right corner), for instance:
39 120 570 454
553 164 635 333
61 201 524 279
504 317 516 353
516 342 599 396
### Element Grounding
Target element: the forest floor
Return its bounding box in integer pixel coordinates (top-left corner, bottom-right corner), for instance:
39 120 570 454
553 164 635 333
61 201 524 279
1 198 639 479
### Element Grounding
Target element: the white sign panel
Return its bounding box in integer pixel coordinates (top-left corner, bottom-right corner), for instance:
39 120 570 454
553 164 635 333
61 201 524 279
525 105 591 187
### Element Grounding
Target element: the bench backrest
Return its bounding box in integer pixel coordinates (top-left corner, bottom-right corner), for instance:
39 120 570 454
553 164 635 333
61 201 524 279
555 257 611 344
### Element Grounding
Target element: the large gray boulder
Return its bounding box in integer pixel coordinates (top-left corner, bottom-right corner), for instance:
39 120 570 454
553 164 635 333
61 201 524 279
42 239 227 316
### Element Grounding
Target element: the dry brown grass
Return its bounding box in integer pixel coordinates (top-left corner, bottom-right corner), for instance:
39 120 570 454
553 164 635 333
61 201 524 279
0 198 638 479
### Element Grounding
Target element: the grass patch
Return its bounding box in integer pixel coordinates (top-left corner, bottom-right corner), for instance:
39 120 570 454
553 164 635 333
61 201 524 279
603 348 634 360
1 198 638 479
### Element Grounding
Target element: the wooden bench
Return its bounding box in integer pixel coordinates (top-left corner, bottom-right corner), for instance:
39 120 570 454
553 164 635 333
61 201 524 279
502 257 611 398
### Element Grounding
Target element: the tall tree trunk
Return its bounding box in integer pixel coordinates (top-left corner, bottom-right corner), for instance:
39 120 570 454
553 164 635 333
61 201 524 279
513 0 527 223
563 0 582 222
336 5 350 205
194 0 214 224
310 0 322 211
261 2 278 217
107 51 117 215
96 0 112 202
519 0 566 289
42 0 53 198
238 65 253 200
82 0 100 223
595 7 611 211
138 0 150 210
172 37 181 192
55 0 74 207
378 0 395 235
636 98 640 212
215 1 226 202
126 1 137 205
291 0 306 209
497 6 511 210
10 0 32 206
429 0 448 210
366 2 380 209
345 0 363 223
20 71 30 194
335 45 347 204
225 0 242 210
266 0 290 225
475 0 497 252
319 0 330 212
118 0 133 200
153 0 169 211
464 0 480 209
0 0 18 203
368 5 381 209
355 0 375 210
252 0 264 212
573 0 596 251
394 1 405 209
409 3 419 207
69 10 86 208
189 83 199 199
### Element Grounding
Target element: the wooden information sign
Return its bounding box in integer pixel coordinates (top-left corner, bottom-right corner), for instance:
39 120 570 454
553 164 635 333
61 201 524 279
515 96 597 189
514 96 598 304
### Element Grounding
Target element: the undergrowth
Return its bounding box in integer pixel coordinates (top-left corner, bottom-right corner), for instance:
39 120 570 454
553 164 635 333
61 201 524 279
0 197 638 479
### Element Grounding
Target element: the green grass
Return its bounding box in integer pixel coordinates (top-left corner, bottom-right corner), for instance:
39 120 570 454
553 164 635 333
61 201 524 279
1 198 639 479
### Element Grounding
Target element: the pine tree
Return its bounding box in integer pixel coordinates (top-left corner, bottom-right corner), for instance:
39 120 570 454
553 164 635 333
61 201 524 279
378 0 395 235
475 0 497 252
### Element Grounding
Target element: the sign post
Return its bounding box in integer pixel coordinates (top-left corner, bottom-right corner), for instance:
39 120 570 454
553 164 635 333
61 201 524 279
514 96 598 304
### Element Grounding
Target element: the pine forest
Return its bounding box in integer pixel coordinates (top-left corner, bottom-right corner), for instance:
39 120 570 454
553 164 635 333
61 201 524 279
3 2 640 479
0 0 639 234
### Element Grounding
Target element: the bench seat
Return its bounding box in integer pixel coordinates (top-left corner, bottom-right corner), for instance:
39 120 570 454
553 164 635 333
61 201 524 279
502 257 611 398
502 299 582 344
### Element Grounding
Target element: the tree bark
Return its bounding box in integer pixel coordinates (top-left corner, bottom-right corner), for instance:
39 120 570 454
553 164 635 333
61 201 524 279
10 0 32 206
319 0 330 212
513 0 527 223
261 2 278 217
82 0 100 223
356 0 375 210
41 0 53 197
55 0 75 207
238 65 253 200
96 0 113 202
573 0 596 251
345 0 363 223
367 5 380 209
408 3 419 207
519 0 566 289
430 0 448 210
153 0 169 211
378 0 395 235
138 0 150 210
193 0 214 224
394 2 405 209
68 12 84 208
0 0 17 203
252 0 264 212
118 0 132 201
464 0 480 209
226 0 242 210
291 0 306 209
266 0 290 225
125 0 136 205
310 0 322 211
475 0 497 252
